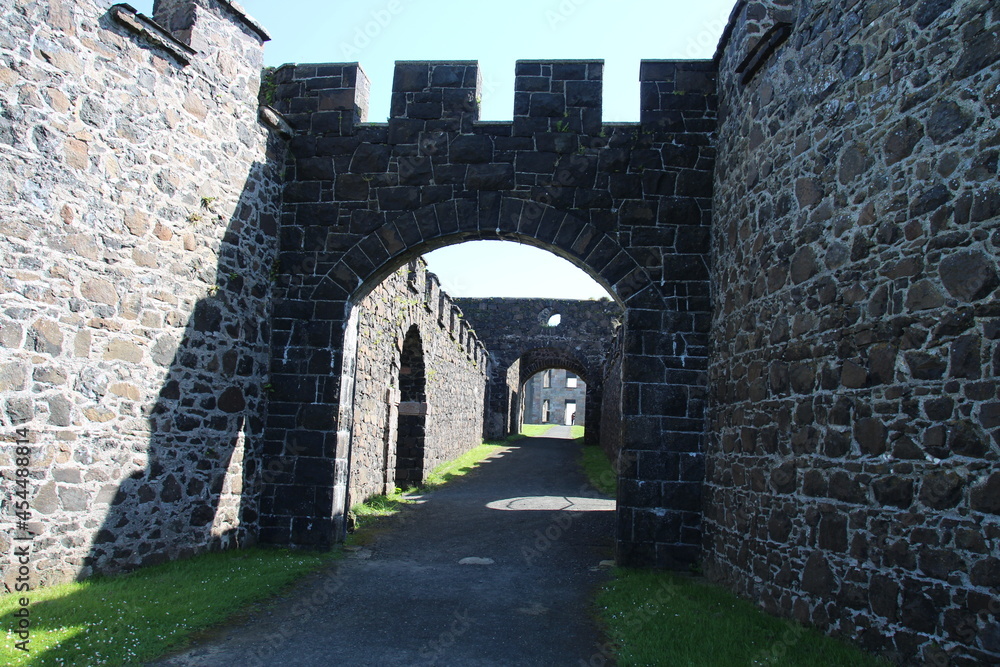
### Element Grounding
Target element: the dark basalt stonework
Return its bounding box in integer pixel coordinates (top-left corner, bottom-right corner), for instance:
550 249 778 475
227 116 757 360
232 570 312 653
264 57 717 569
708 1 1000 664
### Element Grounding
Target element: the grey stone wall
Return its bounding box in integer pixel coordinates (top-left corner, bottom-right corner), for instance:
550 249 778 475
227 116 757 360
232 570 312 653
0 0 279 584
707 1 1000 663
347 259 487 504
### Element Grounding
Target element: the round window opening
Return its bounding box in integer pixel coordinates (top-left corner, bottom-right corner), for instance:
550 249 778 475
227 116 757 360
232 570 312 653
546 314 561 327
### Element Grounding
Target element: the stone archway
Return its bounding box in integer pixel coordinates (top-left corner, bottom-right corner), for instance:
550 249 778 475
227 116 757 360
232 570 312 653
262 57 716 567
393 325 427 488
262 208 706 567
517 346 596 435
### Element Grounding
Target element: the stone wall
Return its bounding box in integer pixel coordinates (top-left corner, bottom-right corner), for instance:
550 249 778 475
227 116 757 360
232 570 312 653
346 259 487 504
600 328 625 466
0 0 280 584
707 1 1000 663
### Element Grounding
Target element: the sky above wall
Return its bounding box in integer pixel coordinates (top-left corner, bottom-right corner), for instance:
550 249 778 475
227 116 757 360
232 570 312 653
129 0 735 298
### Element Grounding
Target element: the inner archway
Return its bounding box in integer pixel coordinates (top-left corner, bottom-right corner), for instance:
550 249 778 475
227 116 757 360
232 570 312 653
522 368 587 428
394 325 427 488
263 192 711 569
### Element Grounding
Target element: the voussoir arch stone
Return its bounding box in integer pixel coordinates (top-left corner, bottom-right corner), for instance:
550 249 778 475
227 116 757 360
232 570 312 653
308 197 658 309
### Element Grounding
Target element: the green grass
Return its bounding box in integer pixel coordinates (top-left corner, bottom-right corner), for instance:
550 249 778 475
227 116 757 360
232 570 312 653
520 423 555 437
0 548 336 666
596 569 889 667
350 441 509 531
569 424 585 439
424 442 507 488
579 438 617 497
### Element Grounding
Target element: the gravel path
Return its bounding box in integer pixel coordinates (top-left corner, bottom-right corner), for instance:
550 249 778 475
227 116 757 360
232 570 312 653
152 427 616 666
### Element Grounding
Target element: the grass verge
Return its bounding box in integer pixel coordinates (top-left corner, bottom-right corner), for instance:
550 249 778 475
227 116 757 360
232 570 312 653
577 432 616 497
596 568 889 666
520 423 555 437
0 548 337 666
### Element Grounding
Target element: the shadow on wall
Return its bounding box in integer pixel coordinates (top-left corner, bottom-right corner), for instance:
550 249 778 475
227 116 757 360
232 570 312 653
83 161 279 577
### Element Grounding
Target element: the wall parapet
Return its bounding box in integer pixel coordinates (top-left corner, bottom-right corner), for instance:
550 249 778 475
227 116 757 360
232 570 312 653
272 58 717 136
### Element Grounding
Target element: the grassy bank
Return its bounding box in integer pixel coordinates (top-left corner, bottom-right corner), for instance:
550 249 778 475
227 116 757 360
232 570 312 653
519 423 554 437
0 548 336 666
575 429 617 497
596 568 888 666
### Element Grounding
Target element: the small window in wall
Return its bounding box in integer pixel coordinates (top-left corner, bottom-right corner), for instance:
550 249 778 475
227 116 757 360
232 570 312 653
545 313 561 327
542 370 551 388
566 372 578 388
542 399 550 423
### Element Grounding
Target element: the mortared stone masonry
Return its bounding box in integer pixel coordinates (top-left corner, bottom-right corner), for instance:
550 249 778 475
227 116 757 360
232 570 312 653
1 0 998 663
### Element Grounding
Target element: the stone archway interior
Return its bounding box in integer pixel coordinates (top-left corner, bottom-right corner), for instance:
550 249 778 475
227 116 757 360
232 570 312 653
395 325 427 488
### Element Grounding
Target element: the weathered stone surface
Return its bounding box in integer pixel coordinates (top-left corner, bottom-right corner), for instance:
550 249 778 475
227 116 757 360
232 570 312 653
873 476 913 509
854 418 886 456
927 100 972 144
970 473 1000 514
939 249 999 302
919 471 964 510
707 4 999 664
103 339 143 363
884 117 924 165
840 360 867 388
905 279 944 311
789 247 819 284
30 319 63 355
801 551 835 595
218 387 246 413
0 362 27 392
47 395 72 426
81 278 119 306
0 0 278 585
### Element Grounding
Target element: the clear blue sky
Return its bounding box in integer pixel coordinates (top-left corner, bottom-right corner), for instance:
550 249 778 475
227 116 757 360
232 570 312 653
131 0 735 298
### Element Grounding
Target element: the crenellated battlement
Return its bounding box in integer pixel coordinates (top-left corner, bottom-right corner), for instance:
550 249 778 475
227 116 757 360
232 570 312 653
272 58 717 136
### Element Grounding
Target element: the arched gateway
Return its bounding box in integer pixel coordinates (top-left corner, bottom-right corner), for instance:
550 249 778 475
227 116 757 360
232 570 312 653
260 59 715 567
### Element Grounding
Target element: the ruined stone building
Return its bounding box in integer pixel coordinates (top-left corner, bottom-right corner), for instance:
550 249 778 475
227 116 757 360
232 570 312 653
1 0 998 663
522 368 588 426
